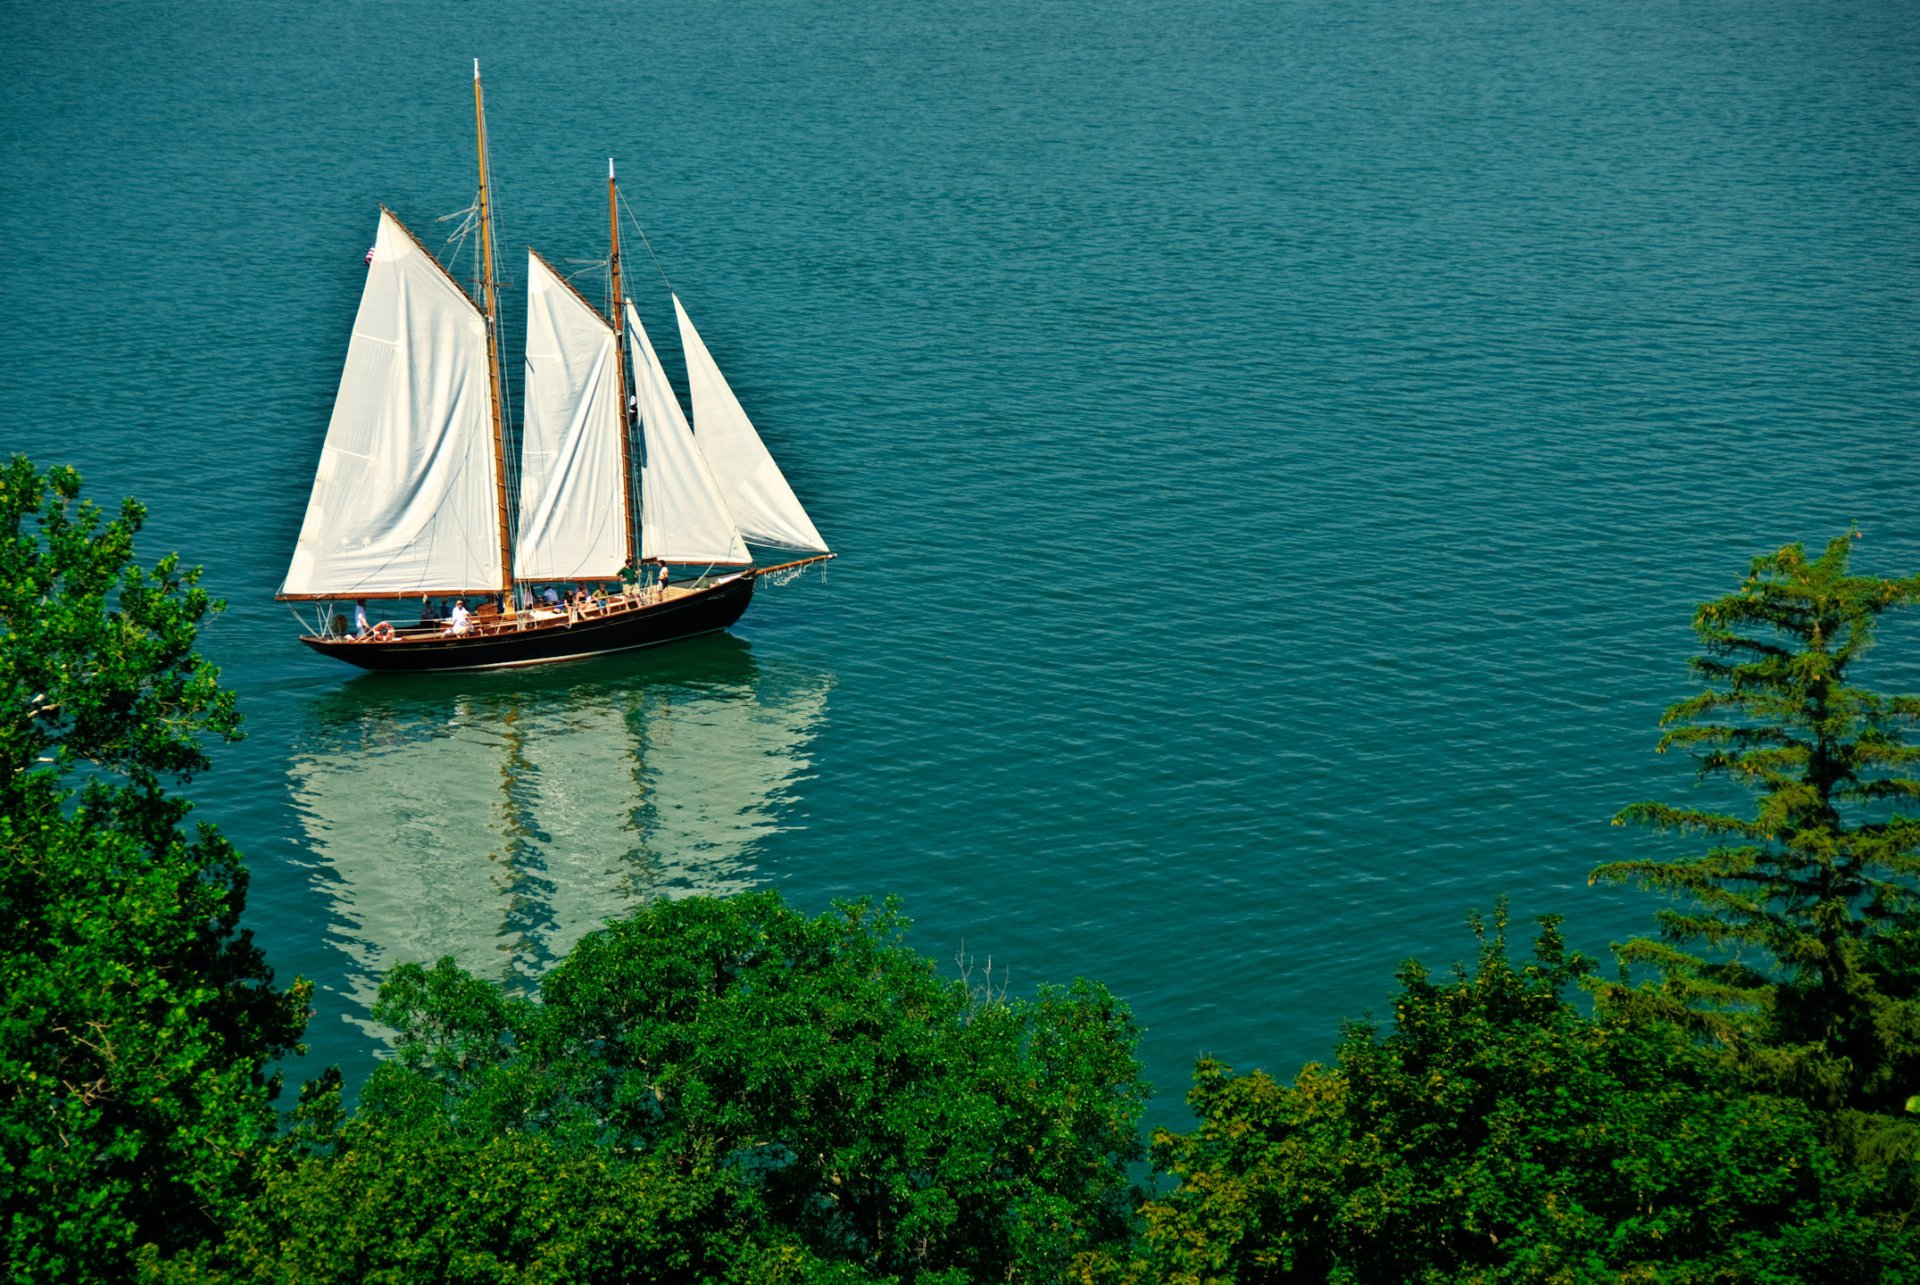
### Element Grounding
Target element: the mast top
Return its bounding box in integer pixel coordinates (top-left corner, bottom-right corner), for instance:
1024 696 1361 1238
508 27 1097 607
473 58 480 80
609 157 616 179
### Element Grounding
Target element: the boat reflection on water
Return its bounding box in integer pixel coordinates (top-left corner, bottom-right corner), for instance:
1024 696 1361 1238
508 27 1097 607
288 636 832 1034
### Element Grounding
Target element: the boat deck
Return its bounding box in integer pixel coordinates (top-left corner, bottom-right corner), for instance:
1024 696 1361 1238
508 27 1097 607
297 572 761 672
348 583 711 646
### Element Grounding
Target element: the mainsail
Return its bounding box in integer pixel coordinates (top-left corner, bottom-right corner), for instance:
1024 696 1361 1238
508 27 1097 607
626 302 750 566
515 251 627 581
282 209 503 599
675 296 828 554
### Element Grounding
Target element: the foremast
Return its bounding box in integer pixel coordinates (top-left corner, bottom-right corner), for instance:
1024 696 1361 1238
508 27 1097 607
474 59 516 616
608 159 637 567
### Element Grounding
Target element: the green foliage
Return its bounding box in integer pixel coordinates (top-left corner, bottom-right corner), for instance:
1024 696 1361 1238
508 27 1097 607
1591 533 1920 1179
1127 906 1905 1284
0 457 308 1282
192 893 1148 1283
20 469 1917 1281
153 1070 760 1284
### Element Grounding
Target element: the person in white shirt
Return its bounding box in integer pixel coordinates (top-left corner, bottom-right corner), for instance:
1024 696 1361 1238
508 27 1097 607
445 600 471 635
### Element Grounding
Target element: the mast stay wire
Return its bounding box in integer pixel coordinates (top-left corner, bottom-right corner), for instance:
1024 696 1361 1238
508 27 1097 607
560 256 614 300
616 188 674 298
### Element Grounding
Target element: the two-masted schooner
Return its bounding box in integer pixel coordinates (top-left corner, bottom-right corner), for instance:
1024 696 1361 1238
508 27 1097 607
279 64 830 672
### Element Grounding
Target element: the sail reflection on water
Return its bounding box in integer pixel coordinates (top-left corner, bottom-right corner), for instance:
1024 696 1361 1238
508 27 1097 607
287 639 831 1032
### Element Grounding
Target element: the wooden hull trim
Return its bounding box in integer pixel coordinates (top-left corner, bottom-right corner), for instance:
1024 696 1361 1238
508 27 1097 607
297 574 756 673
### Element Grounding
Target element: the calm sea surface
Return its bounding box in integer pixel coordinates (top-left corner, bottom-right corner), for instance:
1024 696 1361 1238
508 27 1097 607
3 0 1916 1114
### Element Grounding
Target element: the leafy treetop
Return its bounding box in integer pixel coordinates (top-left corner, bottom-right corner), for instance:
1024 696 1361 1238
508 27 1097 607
187 892 1148 1284
0 455 240 794
0 457 306 1281
1125 905 1903 1284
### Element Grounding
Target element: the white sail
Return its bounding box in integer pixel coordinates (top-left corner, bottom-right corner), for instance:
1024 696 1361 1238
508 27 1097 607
626 302 749 565
283 209 502 598
516 252 627 581
675 296 828 554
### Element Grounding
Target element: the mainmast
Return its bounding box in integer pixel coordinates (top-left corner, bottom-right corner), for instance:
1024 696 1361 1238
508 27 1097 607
608 158 638 566
474 59 516 615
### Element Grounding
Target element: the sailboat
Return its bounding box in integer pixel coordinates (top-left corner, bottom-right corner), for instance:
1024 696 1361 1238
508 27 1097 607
279 64 830 672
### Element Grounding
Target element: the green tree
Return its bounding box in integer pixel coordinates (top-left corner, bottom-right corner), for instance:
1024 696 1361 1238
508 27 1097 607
165 1075 766 1284
1127 907 1900 1284
192 893 1147 1283
0 458 308 1281
1591 534 1920 1140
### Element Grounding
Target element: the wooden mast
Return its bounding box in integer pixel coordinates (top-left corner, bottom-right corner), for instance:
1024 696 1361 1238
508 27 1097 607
608 159 638 567
474 59 516 617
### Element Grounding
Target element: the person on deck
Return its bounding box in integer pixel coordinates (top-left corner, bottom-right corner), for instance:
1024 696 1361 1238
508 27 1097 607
656 565 670 603
619 558 639 597
542 586 561 609
445 600 470 636
353 600 370 637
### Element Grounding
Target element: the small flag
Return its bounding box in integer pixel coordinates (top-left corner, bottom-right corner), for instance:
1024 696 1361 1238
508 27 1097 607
364 246 376 265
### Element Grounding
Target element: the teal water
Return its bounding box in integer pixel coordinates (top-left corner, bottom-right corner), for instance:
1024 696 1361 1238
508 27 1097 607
3 1 1916 1111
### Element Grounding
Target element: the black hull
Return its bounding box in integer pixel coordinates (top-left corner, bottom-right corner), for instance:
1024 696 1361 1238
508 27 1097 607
300 574 757 673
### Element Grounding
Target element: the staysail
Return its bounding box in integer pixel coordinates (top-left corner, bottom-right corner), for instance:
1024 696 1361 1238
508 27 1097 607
282 210 502 599
626 302 749 566
515 251 627 581
675 296 828 554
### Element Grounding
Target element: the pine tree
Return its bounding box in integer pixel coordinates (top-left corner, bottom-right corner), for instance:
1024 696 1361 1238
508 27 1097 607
1592 532 1920 1129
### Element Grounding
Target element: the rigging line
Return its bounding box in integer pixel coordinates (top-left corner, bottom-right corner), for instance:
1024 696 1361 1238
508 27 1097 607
438 205 481 263
439 198 483 300
549 255 616 313
559 256 612 293
615 188 673 295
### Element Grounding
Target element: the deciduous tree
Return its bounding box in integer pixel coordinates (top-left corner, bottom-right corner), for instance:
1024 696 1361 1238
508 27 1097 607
0 457 308 1280
1128 907 1900 1283
194 893 1147 1283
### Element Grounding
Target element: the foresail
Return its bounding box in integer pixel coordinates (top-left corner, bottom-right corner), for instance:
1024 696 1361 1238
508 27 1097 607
282 209 501 598
516 251 626 581
626 302 749 566
675 296 828 554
